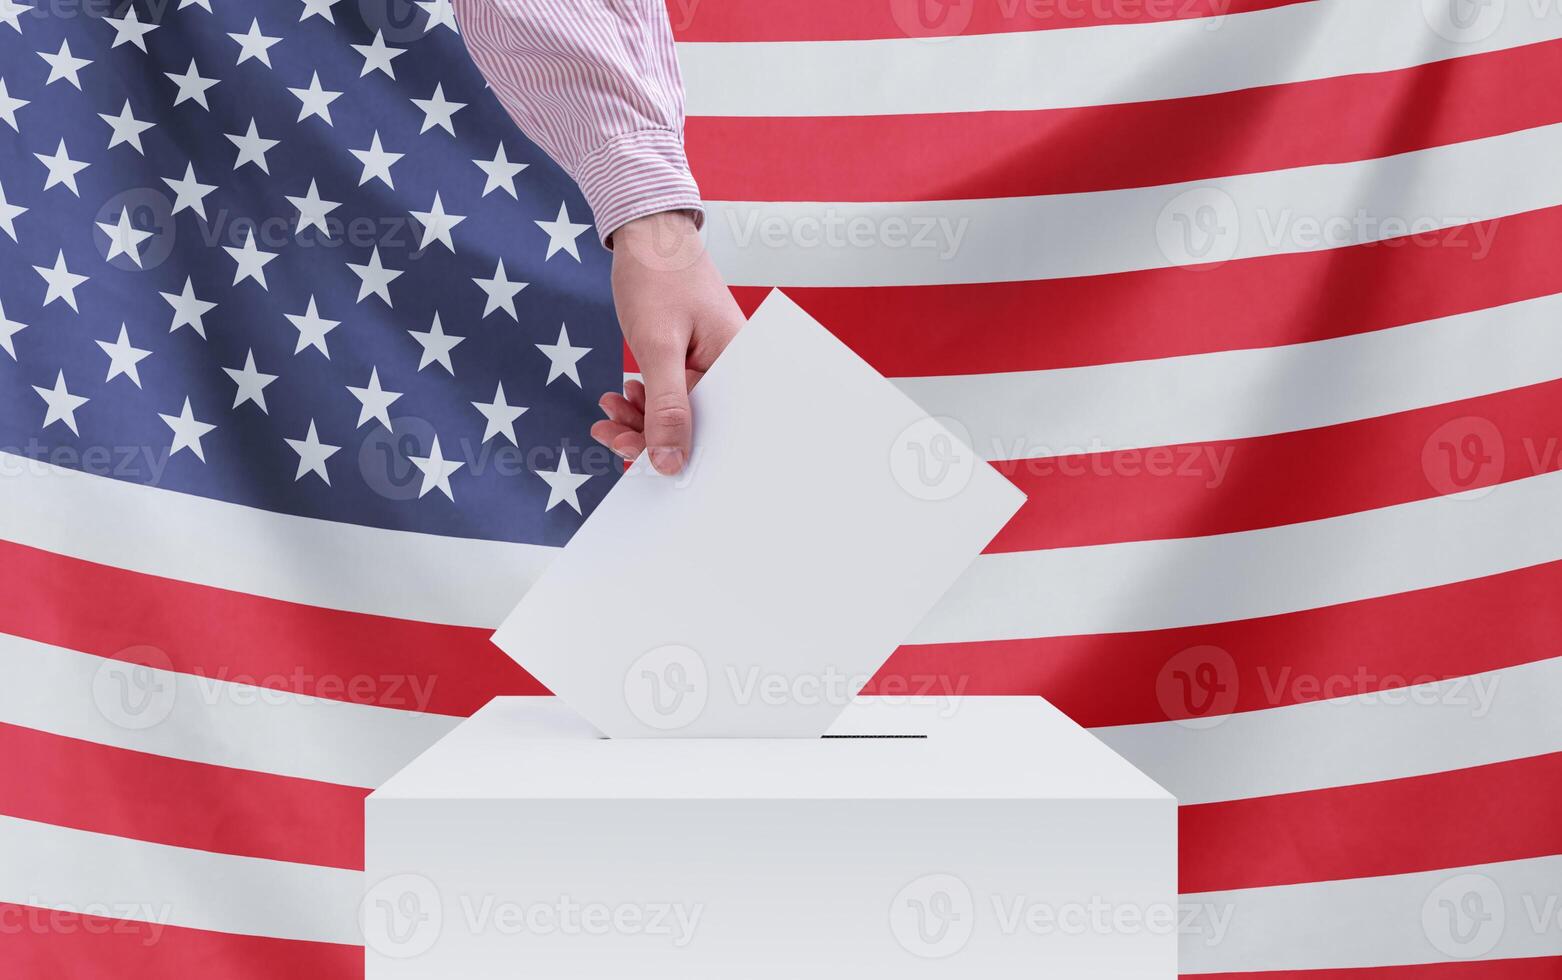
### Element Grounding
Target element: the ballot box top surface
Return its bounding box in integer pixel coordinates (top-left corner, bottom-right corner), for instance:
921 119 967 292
371 697 1171 802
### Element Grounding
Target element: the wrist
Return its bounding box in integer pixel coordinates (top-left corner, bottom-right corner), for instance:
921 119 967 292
614 210 700 243
612 210 707 273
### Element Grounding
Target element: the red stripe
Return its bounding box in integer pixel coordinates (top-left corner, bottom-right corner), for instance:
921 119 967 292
0 903 361 980
868 562 1562 727
989 379 1562 551
1188 956 1562 980
0 539 544 716
726 204 1559 378
1181 753 1562 893
667 0 1305 42
0 723 365 870
691 41 1562 202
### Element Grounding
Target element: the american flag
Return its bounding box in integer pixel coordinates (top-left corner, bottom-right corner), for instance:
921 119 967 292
4 0 1562 977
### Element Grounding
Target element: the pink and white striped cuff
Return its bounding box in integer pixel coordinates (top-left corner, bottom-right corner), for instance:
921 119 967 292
572 129 705 247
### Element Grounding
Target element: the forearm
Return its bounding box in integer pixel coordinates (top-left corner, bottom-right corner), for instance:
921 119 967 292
453 0 703 243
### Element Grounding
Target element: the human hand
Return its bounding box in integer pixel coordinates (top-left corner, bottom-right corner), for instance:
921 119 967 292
591 210 744 475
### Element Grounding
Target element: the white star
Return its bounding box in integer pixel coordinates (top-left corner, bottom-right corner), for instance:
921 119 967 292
289 71 341 125
96 323 152 387
286 296 339 356
408 435 463 500
535 201 592 261
223 226 279 288
33 371 88 435
408 312 463 374
162 163 216 220
104 6 159 50
160 397 216 461
165 59 219 109
33 251 88 311
161 276 216 336
0 299 27 359
0 78 27 131
409 192 465 252
226 118 279 172
98 100 155 154
298 0 343 21
96 206 155 267
228 18 281 66
351 31 406 78
535 323 591 387
285 420 339 484
534 452 592 513
0 0 28 33
345 366 402 429
34 138 88 196
411 83 465 135
471 381 528 445
0 179 25 241
417 0 458 33
39 39 91 89
350 131 402 188
474 144 526 198
347 246 402 305
180 0 212 10
223 348 277 411
286 178 341 236
472 258 527 321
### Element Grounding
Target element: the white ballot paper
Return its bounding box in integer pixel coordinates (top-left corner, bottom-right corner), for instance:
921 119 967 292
492 290 1025 738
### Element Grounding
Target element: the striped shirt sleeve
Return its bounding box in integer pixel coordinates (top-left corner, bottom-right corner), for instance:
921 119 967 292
452 0 703 246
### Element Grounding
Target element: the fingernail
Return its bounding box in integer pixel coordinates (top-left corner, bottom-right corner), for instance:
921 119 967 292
613 444 636 461
649 447 685 475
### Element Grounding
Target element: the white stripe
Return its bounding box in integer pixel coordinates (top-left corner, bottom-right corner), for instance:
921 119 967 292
679 0 1562 117
1182 854 1562 973
913 466 1562 642
1094 657 1562 805
12 440 1562 643
0 815 360 945
0 451 554 627
895 291 1562 459
704 121 1561 286
8 815 1554 968
0 634 457 787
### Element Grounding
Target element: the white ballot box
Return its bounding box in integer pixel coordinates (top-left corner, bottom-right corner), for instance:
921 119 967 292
364 696 1176 979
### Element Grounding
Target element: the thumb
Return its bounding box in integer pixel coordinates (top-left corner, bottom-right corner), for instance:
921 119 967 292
638 333 692 475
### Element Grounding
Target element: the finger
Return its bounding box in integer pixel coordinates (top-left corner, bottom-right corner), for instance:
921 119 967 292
598 392 644 430
637 332 693 475
611 430 646 461
590 420 642 460
624 379 646 413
